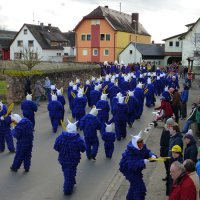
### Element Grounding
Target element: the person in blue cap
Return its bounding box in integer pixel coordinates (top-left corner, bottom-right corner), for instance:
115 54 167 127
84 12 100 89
54 120 85 195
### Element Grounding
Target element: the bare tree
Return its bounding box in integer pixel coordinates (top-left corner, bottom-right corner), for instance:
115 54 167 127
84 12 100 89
190 32 200 66
18 47 42 70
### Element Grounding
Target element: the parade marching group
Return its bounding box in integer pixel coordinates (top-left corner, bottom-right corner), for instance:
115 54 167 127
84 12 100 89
0 60 200 199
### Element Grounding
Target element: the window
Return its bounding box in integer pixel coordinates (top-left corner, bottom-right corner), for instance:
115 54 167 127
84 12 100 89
14 52 22 59
195 33 200 43
57 53 61 56
28 40 34 47
175 41 179 47
17 40 23 47
24 29 27 34
87 34 91 41
91 19 100 25
194 51 200 57
100 34 110 41
81 35 86 41
30 53 37 59
130 50 133 54
169 41 173 47
64 53 69 56
93 49 98 56
83 49 88 56
104 49 109 56
106 34 110 41
100 34 105 41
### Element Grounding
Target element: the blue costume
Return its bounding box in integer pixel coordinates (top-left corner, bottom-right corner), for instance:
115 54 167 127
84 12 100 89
145 81 156 107
80 109 101 160
102 124 116 158
57 92 66 121
84 82 92 107
54 129 85 195
108 84 121 102
89 88 101 107
96 96 110 134
47 95 64 133
112 97 128 141
21 98 37 128
0 104 15 152
10 116 33 172
73 95 87 127
134 84 145 119
119 134 156 200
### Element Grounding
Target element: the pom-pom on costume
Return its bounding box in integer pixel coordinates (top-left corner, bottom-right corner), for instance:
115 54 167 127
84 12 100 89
21 94 37 128
54 120 85 195
10 115 33 172
80 107 101 160
119 131 156 200
102 123 116 158
0 103 15 152
47 95 64 133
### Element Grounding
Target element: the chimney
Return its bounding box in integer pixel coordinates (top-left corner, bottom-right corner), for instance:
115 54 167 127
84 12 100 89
105 5 109 8
40 22 44 29
48 23 51 28
152 40 155 44
132 13 139 32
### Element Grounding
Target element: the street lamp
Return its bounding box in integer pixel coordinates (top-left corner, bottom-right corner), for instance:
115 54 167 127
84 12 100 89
132 20 137 64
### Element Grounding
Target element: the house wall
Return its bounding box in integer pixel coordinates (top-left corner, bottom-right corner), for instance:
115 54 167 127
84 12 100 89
119 43 164 66
75 18 151 63
182 22 200 66
164 36 182 52
10 25 43 60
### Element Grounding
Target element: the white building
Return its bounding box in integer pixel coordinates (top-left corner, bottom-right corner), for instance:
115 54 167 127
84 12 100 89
10 23 75 62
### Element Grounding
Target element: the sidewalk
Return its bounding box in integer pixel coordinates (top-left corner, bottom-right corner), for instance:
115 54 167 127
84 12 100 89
112 75 200 200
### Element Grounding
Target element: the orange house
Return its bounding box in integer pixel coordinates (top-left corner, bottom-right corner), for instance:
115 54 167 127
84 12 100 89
74 6 151 63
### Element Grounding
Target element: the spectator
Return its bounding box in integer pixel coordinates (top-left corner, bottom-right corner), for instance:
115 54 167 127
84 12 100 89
166 145 183 196
195 147 200 180
183 133 198 163
24 78 32 97
169 161 196 200
182 103 197 133
183 159 200 200
196 96 200 138
160 118 177 182
180 84 189 120
43 77 51 98
33 80 43 106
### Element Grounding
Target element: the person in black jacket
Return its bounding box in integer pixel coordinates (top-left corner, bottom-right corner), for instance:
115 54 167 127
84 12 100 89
183 133 198 163
160 118 177 181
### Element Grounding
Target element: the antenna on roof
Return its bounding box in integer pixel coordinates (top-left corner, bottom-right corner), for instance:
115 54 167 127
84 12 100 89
33 12 35 24
120 2 121 13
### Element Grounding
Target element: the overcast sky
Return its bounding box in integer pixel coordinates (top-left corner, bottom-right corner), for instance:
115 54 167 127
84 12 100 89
0 0 199 43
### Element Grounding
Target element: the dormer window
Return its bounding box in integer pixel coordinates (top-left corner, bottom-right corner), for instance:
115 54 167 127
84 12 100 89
24 29 28 34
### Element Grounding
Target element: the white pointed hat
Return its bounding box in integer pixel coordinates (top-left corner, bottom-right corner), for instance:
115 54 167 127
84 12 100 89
66 119 78 133
11 113 22 124
90 106 101 116
131 130 143 150
26 93 32 100
118 96 124 104
105 123 113 132
101 93 108 100
51 94 57 101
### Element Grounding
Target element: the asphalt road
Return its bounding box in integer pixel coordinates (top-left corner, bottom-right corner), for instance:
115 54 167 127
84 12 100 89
0 96 155 200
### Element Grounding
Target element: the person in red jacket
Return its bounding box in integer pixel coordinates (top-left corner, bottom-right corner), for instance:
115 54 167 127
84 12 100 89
169 161 196 200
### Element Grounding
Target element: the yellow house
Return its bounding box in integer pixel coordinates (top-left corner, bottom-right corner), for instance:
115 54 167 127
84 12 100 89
74 6 151 63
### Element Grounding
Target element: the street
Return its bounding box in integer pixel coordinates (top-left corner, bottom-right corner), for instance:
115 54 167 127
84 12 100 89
0 96 155 200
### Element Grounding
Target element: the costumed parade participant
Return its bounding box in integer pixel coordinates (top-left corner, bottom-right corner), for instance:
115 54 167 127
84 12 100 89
21 93 38 129
126 90 139 128
56 88 66 122
96 93 110 134
0 102 15 153
134 82 145 119
84 80 92 107
101 123 116 158
47 94 64 133
108 81 121 103
69 84 78 118
111 92 122 115
72 89 87 128
119 131 157 200
80 107 101 160
10 113 33 172
67 81 73 107
145 77 156 107
54 120 85 195
89 85 101 107
111 96 128 141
